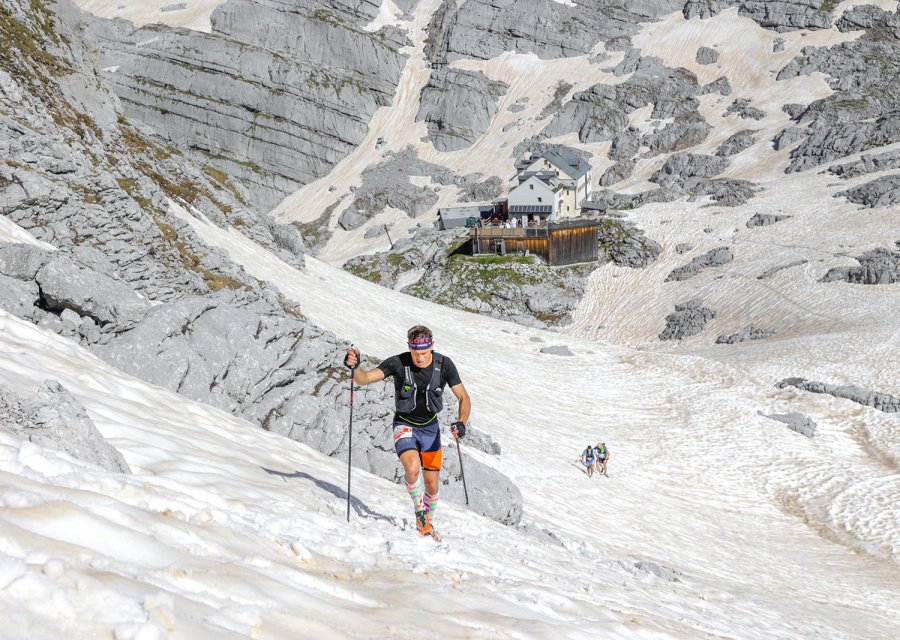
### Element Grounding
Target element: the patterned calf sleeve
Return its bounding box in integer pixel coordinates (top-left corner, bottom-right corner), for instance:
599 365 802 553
424 491 439 519
405 476 425 512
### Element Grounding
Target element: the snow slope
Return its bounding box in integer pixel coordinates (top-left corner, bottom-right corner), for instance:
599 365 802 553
3 211 899 638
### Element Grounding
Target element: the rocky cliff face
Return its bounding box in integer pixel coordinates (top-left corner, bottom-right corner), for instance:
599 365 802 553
417 68 508 151
84 0 410 212
427 0 684 65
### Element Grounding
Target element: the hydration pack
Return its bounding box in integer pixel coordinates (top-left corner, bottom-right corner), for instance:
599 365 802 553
396 353 445 415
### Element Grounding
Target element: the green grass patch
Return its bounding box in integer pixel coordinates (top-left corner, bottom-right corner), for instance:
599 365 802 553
453 254 536 265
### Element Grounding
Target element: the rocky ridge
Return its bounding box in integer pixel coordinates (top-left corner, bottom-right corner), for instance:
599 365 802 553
777 377 900 413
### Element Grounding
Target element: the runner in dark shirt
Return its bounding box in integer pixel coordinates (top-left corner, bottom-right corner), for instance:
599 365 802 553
344 325 470 539
377 351 462 426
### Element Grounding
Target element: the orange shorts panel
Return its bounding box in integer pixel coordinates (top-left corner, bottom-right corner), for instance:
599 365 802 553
420 448 443 471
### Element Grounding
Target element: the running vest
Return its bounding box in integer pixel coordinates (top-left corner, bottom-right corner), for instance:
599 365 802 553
396 353 445 416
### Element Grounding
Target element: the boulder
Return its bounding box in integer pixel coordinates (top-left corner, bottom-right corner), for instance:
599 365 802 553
659 298 716 341
760 411 817 437
716 325 775 344
696 47 719 65
746 213 791 227
35 255 152 326
0 381 131 473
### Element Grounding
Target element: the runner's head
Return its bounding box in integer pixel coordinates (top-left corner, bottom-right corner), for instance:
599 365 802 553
407 325 434 367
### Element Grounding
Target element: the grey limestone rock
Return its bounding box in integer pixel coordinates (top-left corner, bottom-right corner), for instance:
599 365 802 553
650 153 730 189
666 246 733 281
659 298 716 341
746 212 791 227
0 381 131 473
716 130 757 156
675 243 693 255
773 38 786 53
584 187 679 212
609 130 641 161
0 274 40 320
458 175 503 202
0 242 52 280
596 216 661 268
686 0 835 31
87 0 410 211
440 437 522 524
782 103 807 120
683 0 730 20
338 209 366 231
716 325 775 344
829 150 900 179
642 112 713 155
837 175 900 209
761 411 817 437
702 76 733 96
363 225 390 240
417 68 508 151
160 3 187 11
757 259 808 279
772 127 810 151
740 1 834 32
777 378 900 413
777 7 900 172
342 147 455 222
821 246 900 284
696 47 719 65
35 255 152 327
540 345 575 357
458 424 501 456
599 160 636 186
538 81 574 120
544 57 707 145
724 98 766 121
427 0 684 65
693 177 757 207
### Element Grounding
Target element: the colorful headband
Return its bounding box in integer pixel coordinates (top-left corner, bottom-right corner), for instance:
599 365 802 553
408 336 433 350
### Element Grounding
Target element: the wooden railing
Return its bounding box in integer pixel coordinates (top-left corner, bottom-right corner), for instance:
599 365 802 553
472 226 548 238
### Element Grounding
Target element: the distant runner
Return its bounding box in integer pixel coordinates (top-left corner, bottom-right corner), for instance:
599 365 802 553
344 325 470 539
581 445 596 478
595 442 610 477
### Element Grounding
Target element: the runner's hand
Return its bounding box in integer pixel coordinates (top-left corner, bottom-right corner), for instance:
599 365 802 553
451 421 466 439
343 348 360 369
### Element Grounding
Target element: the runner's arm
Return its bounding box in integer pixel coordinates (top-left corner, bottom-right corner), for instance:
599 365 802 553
450 382 471 425
345 348 386 385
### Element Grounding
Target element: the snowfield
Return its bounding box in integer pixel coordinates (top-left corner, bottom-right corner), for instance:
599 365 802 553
8 209 895 638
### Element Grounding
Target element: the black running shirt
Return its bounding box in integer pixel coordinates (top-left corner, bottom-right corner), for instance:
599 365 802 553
378 352 462 425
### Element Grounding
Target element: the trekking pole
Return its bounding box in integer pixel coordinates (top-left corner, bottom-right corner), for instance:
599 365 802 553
345 346 357 522
455 435 469 505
